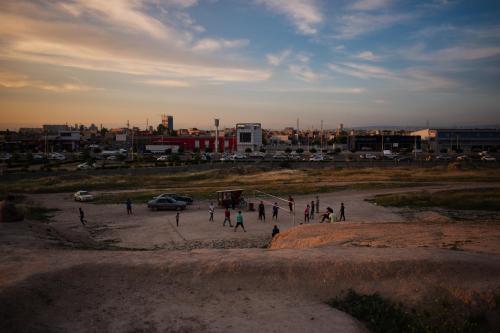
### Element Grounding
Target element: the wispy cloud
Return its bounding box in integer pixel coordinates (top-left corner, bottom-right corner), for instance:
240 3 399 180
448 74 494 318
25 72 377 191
0 1 270 83
139 79 191 87
354 51 379 61
334 13 414 39
288 64 319 82
0 70 98 92
328 62 395 79
255 0 323 35
350 0 393 11
266 49 291 66
192 38 249 52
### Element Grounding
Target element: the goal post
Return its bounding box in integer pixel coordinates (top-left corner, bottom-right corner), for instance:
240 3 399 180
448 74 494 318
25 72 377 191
253 189 296 225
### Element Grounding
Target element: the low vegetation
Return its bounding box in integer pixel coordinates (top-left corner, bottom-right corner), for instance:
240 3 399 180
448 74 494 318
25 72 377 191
1 166 499 198
21 205 60 222
329 289 493 333
370 188 500 211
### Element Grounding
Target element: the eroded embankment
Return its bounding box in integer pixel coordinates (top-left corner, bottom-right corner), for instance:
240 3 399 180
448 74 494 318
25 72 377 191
0 246 499 332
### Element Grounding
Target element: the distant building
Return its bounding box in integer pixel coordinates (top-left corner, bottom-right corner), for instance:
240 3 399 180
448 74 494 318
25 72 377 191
152 136 236 152
236 123 262 152
43 124 69 134
411 128 500 153
348 135 421 152
167 115 173 131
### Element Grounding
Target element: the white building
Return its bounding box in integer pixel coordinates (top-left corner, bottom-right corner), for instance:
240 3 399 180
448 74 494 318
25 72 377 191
236 123 262 152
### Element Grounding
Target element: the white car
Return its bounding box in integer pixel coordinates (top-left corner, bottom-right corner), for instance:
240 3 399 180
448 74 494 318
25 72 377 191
232 153 246 160
309 154 325 161
360 153 377 160
157 155 169 161
77 162 96 170
48 152 66 160
73 190 94 202
481 156 496 162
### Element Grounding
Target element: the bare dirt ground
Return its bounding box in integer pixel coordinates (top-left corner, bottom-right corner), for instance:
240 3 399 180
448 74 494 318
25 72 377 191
1 182 500 332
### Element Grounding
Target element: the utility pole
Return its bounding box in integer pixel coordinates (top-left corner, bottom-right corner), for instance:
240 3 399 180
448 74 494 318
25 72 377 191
320 120 323 151
297 118 300 149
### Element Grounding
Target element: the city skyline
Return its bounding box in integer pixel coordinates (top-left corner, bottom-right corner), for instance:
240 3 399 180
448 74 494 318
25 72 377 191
1 0 500 130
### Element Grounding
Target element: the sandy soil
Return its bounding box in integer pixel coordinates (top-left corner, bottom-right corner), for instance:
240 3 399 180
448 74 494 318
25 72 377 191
1 183 499 332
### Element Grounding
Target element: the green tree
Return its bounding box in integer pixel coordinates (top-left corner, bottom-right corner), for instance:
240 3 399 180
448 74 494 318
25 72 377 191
285 147 292 154
245 148 252 153
310 148 317 153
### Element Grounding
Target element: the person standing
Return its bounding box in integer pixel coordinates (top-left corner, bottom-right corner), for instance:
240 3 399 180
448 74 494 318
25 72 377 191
288 196 294 212
209 202 215 222
223 207 233 227
315 196 320 213
339 203 346 221
272 225 280 237
175 210 180 227
258 201 266 221
234 211 246 232
126 198 132 215
79 207 86 226
304 205 310 223
310 200 315 220
272 202 279 220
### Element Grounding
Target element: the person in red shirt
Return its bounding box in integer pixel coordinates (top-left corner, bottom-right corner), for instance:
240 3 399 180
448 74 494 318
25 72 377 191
223 207 233 227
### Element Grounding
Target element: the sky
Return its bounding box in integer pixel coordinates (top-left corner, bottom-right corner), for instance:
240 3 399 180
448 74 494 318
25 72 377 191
0 0 499 130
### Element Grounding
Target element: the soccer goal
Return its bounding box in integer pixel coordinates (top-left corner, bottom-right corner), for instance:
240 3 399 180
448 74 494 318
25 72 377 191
253 190 296 225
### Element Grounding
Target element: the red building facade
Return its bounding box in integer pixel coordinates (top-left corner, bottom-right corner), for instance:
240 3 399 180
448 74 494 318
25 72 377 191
152 136 237 152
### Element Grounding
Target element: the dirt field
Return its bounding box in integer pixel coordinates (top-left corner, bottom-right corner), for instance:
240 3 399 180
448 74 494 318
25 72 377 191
1 179 500 332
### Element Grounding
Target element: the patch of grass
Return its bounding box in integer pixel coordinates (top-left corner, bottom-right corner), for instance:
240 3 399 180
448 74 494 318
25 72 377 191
21 205 60 222
328 289 486 333
370 188 500 211
1 166 499 196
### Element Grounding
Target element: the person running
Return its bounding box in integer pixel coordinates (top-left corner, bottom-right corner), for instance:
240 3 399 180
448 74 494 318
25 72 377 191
126 198 132 215
316 196 320 213
304 205 310 223
175 210 180 227
339 203 346 221
209 202 215 222
234 211 246 232
272 202 279 220
79 207 86 226
272 225 280 237
310 200 315 220
223 207 233 227
288 196 294 212
258 201 266 221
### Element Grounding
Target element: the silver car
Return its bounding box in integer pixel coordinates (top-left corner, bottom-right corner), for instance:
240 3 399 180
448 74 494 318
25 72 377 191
147 197 186 211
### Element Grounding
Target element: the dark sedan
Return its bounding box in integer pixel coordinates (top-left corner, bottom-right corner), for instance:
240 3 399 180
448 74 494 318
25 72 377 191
147 197 187 211
155 193 193 205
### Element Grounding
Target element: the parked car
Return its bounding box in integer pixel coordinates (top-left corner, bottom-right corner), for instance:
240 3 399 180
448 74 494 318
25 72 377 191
309 154 324 161
48 152 66 160
360 153 377 160
395 156 411 162
155 193 193 205
147 197 186 211
456 155 469 161
77 162 96 170
0 153 12 161
156 155 169 161
481 156 497 162
436 155 452 160
106 155 118 160
73 190 95 202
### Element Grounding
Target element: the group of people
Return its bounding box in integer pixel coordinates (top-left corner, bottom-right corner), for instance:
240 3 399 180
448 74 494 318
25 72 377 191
209 202 246 232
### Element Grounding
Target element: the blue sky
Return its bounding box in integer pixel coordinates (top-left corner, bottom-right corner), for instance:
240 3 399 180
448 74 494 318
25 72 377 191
0 0 499 130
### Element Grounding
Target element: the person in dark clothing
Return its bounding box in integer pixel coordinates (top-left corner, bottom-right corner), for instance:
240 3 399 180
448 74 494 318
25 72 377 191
223 207 233 227
79 207 86 226
175 210 180 227
272 202 279 220
321 207 334 223
339 203 346 221
126 198 132 215
258 201 266 221
288 196 294 212
209 202 214 222
310 200 315 219
272 225 280 237
304 205 310 223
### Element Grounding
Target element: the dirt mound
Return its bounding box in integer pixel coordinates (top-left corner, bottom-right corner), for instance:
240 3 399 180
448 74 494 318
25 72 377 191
1 247 499 333
270 222 500 255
